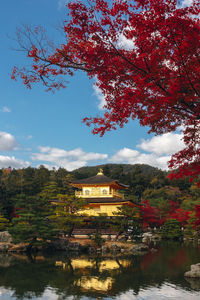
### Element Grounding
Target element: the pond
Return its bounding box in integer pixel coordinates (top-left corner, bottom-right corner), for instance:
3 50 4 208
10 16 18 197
0 241 200 299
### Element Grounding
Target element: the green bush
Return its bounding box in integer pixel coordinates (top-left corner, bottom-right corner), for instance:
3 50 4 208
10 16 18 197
161 219 182 240
0 216 10 231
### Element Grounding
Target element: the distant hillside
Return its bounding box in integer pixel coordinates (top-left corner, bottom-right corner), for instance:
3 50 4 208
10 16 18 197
72 163 167 179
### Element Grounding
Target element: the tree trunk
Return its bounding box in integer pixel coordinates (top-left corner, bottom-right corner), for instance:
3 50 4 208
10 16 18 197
68 225 74 237
26 237 36 253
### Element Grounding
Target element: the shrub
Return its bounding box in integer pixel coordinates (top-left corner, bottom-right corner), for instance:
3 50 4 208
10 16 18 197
161 219 182 240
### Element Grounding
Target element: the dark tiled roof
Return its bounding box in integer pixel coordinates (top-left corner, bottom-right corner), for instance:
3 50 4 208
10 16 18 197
72 228 118 235
51 197 140 206
85 197 133 204
72 174 128 188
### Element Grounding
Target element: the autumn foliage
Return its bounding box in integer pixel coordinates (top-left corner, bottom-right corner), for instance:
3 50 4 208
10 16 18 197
168 207 190 227
12 0 200 183
141 200 164 228
140 199 192 229
194 205 200 228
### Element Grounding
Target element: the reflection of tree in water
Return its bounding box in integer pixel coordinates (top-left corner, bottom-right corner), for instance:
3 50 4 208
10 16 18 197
0 254 13 268
0 243 200 299
0 255 57 299
53 244 200 297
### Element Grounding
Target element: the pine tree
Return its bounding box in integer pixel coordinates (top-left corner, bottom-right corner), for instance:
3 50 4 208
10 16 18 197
40 181 61 201
9 194 57 252
184 213 197 239
0 215 10 231
113 206 143 240
161 219 183 240
50 194 86 237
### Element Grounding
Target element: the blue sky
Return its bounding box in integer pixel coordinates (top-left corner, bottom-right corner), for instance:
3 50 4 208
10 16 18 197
0 0 186 171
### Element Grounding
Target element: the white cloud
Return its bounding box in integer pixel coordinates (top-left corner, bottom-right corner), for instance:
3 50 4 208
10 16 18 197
93 84 106 110
115 24 137 51
110 148 140 163
1 106 11 113
32 146 108 171
181 0 194 7
0 155 29 168
33 132 185 171
0 131 18 151
117 33 136 51
110 147 170 170
27 135 33 140
137 132 185 155
132 153 170 170
110 131 185 170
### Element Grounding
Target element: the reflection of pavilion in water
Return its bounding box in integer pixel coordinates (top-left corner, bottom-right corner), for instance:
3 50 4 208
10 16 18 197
77 276 113 292
56 257 131 292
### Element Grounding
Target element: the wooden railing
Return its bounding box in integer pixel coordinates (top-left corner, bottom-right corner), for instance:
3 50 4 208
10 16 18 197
75 190 124 199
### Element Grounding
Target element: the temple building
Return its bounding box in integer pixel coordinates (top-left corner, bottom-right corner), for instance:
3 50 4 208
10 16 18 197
71 169 137 217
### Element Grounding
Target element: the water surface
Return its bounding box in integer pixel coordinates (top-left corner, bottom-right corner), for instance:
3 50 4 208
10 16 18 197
0 241 200 299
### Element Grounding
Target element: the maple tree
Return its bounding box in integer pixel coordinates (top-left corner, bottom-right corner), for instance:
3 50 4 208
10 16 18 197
141 200 164 228
12 0 200 183
141 199 191 228
168 206 190 227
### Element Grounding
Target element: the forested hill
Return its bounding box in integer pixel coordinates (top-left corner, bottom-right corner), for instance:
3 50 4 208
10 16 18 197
72 163 163 178
0 164 199 221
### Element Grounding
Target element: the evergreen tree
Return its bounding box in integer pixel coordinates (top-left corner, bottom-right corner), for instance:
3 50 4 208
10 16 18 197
113 206 143 240
40 181 61 201
51 194 86 237
54 167 69 191
9 194 57 252
61 174 76 195
0 182 14 220
88 214 109 234
184 213 197 239
126 166 149 201
161 219 183 240
102 165 111 177
0 215 10 231
34 165 50 190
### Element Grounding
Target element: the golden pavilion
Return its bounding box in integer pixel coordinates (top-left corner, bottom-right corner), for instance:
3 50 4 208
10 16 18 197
71 169 137 217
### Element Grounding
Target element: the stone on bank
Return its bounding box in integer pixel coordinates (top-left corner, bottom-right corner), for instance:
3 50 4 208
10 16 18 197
184 263 200 278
